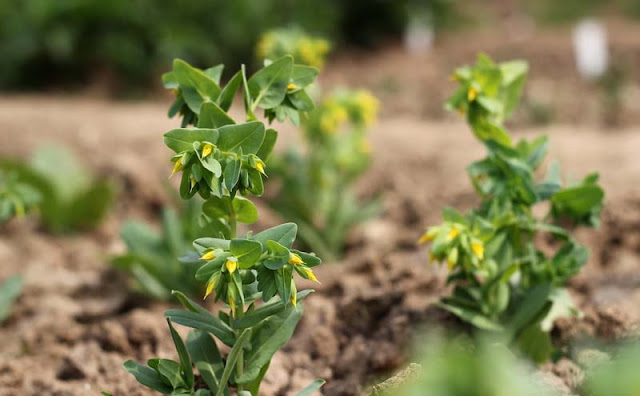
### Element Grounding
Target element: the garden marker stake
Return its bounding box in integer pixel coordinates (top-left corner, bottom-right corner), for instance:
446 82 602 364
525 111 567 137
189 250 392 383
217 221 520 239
420 54 605 363
124 56 325 396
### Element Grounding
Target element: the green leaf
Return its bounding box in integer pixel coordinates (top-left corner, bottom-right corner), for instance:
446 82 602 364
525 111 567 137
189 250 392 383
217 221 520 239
296 379 326 396
248 56 293 109
236 303 303 384
164 129 219 153
193 237 231 254
436 302 503 331
204 65 224 85
290 65 319 88
187 330 226 394
172 291 212 315
174 59 221 104
0 275 23 322
123 360 173 394
223 158 241 192
218 71 242 112
167 320 194 389
231 290 313 329
232 196 258 224
215 329 251 396
508 283 553 335
217 122 265 155
198 101 235 129
165 309 235 347
256 128 278 161
157 359 186 389
515 323 553 364
252 223 298 248
230 239 262 268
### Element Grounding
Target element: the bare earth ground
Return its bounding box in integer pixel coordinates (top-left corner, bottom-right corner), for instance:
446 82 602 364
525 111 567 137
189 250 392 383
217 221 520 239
0 91 639 396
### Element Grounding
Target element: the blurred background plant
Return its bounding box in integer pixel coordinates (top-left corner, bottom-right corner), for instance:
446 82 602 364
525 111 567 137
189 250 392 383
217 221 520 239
0 146 114 233
256 27 331 70
385 333 556 396
111 198 213 300
0 275 23 324
267 89 382 261
0 169 40 222
581 341 640 396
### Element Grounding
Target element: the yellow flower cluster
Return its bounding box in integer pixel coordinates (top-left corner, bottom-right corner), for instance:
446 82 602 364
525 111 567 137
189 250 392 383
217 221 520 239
319 99 349 134
297 37 330 69
352 91 380 126
256 29 331 70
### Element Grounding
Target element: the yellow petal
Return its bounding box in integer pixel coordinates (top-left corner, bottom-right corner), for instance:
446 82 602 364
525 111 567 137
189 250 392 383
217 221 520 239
447 227 459 240
200 251 215 261
303 267 320 283
467 87 477 101
225 258 237 274
290 292 297 307
288 253 304 265
471 242 484 260
170 160 183 178
202 143 213 158
204 281 215 299
255 162 265 174
287 83 298 90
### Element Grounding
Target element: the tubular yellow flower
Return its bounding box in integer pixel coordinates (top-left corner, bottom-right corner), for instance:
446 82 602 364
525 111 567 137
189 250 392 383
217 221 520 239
467 87 478 101
287 83 298 91
302 267 319 283
418 228 438 244
200 251 215 261
202 143 213 158
225 258 237 274
447 226 460 240
170 160 183 178
471 241 484 260
204 281 215 299
288 253 304 265
255 162 265 174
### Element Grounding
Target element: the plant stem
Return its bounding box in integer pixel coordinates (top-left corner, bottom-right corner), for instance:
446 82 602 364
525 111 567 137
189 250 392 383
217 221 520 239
233 305 245 392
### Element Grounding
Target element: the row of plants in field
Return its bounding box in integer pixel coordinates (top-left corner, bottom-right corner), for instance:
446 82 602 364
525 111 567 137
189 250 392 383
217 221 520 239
3 29 636 395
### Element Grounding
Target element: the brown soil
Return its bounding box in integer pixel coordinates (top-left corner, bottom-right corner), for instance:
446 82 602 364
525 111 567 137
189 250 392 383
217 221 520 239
1 42 640 395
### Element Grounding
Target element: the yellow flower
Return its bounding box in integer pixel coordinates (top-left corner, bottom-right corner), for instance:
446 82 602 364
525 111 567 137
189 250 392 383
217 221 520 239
288 253 304 265
418 228 438 244
202 143 213 158
200 251 215 261
204 273 220 300
225 258 237 274
170 159 183 178
355 91 380 126
287 83 298 91
255 161 265 174
447 226 460 240
467 87 478 101
302 267 319 283
290 292 297 307
471 241 484 260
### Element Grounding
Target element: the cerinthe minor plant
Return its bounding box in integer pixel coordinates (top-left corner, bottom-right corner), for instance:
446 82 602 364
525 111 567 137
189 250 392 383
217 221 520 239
420 54 605 363
124 56 325 396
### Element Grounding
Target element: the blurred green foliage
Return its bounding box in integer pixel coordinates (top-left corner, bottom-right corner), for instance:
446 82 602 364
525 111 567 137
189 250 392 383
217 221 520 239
0 0 449 91
0 146 114 233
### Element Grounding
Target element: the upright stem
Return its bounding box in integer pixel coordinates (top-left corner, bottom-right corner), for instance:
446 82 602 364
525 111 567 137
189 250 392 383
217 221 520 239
233 305 245 391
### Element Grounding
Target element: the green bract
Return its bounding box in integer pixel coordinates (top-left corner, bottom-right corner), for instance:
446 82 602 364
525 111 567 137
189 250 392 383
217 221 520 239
125 57 324 396
268 89 381 261
420 54 605 363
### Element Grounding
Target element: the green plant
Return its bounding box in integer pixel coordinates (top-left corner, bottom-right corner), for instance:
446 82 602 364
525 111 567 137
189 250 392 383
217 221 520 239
0 169 40 222
582 341 640 395
0 146 114 233
111 199 219 300
419 54 605 363
387 334 556 396
125 56 325 395
257 27 331 70
0 275 23 323
268 89 381 261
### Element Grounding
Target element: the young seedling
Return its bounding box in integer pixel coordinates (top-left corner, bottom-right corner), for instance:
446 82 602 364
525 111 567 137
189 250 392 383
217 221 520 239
125 56 325 395
0 146 113 233
268 89 381 261
420 54 605 363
